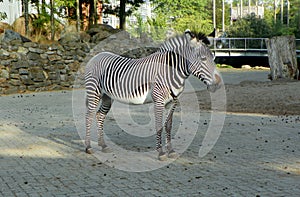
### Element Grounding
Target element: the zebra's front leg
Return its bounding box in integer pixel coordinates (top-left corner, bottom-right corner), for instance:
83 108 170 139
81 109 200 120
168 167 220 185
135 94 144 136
85 109 94 154
165 98 179 158
96 94 112 153
154 101 168 161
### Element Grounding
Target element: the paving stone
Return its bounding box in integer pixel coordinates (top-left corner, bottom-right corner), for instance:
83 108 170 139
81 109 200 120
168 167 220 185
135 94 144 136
0 90 299 196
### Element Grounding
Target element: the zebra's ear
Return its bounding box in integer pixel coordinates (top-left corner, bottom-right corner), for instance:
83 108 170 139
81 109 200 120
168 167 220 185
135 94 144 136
185 29 198 46
185 29 195 39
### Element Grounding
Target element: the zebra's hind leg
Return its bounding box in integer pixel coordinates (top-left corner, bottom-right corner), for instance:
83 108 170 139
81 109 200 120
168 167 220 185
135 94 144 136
96 94 113 153
85 94 101 154
165 98 179 158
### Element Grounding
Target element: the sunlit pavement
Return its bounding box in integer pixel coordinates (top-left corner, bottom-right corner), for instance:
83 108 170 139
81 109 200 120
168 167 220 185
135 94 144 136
1 70 299 196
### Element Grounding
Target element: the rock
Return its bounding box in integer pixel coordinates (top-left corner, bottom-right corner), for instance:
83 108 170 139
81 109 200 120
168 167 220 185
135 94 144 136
80 31 91 42
24 42 38 48
9 79 21 86
0 22 12 34
59 25 80 44
17 46 29 54
19 68 29 75
20 75 34 85
0 69 9 79
12 61 28 70
91 31 113 43
242 65 252 69
29 67 46 82
48 72 60 80
48 54 62 61
11 15 35 36
0 49 9 56
87 24 121 43
86 24 116 36
28 47 44 54
27 52 40 60
1 30 31 43
3 86 19 94
10 74 20 79
59 32 80 44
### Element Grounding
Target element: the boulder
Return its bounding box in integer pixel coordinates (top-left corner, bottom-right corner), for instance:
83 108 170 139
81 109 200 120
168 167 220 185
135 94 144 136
12 15 35 36
59 32 80 44
0 22 12 34
1 29 31 43
242 65 252 69
86 24 116 36
59 24 80 44
87 24 120 43
90 31 112 43
79 31 91 42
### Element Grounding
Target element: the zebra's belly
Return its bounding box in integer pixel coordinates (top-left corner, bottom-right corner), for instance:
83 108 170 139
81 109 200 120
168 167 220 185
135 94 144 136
104 86 184 105
108 90 153 105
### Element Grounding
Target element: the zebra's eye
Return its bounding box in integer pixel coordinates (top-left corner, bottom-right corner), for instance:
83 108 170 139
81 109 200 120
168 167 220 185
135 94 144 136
200 56 207 61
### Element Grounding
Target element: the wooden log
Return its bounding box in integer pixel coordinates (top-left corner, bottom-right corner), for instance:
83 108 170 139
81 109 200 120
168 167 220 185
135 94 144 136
266 35 299 80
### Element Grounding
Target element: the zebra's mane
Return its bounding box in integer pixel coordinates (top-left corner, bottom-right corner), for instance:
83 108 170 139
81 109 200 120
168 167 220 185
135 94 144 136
195 32 210 45
159 31 209 52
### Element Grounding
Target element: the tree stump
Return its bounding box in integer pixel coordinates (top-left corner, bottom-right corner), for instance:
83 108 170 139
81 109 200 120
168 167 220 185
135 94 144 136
266 36 299 80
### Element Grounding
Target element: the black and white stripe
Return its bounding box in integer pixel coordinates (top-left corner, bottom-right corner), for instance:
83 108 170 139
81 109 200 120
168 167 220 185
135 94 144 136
84 30 222 160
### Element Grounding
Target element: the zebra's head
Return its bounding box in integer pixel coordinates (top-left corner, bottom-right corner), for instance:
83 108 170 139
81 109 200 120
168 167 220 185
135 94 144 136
185 30 223 92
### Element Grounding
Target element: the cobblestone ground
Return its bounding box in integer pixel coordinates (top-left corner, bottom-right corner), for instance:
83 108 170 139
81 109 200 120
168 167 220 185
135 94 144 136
0 89 299 197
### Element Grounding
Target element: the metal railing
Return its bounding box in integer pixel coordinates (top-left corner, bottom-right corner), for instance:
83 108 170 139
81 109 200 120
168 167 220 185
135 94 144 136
210 38 300 53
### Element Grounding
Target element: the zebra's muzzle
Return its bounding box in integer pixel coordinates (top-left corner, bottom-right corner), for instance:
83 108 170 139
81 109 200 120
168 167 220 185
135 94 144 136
207 73 223 92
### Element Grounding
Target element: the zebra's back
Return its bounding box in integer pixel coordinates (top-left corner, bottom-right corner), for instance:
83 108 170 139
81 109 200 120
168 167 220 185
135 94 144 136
85 52 167 104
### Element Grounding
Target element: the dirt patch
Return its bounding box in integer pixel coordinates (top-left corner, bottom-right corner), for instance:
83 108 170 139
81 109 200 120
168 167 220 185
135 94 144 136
197 79 300 115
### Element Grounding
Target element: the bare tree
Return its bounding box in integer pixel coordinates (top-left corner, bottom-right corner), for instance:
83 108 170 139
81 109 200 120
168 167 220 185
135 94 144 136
50 0 55 40
23 0 29 37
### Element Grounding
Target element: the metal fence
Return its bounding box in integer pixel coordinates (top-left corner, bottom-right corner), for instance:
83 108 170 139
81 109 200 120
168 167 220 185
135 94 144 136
210 38 300 53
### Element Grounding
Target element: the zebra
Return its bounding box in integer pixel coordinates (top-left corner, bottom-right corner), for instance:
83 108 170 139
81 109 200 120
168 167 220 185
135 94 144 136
84 30 223 160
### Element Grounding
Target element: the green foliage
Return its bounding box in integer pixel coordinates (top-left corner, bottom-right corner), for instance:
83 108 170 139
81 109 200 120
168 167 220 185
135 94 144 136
216 64 233 68
227 14 295 38
151 0 213 34
104 0 145 17
0 0 6 20
227 14 271 38
146 15 167 40
0 12 7 21
127 13 147 38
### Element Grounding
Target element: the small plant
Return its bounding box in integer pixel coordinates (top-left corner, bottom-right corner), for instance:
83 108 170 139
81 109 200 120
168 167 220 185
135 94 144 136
216 64 233 68
0 12 7 21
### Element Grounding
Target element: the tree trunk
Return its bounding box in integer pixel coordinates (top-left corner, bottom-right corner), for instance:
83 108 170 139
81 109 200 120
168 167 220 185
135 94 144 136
119 0 126 30
88 0 95 28
76 0 80 32
50 0 55 40
266 36 299 80
24 0 29 37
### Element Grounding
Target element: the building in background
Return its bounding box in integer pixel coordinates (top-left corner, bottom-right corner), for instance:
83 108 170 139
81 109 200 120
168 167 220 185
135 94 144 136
231 4 264 22
0 0 22 25
102 0 152 29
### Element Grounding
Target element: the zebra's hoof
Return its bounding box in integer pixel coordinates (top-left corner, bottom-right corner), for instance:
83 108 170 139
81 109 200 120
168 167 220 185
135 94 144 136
158 152 168 161
102 147 112 153
168 150 178 158
85 147 93 154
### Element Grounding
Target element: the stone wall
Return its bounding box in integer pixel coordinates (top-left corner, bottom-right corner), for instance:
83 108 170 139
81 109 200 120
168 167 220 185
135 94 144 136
0 32 158 94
